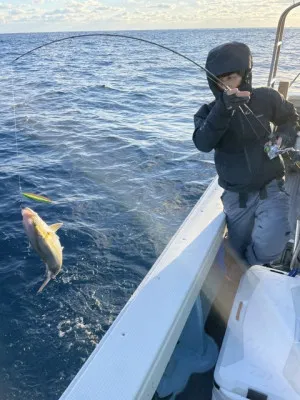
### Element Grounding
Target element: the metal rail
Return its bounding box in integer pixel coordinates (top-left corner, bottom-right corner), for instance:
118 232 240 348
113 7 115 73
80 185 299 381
268 2 300 87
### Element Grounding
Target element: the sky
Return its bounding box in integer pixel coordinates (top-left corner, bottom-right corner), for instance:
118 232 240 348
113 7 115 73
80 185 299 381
0 0 299 33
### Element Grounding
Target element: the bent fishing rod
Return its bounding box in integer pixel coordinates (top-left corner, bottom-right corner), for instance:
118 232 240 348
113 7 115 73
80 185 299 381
11 33 271 141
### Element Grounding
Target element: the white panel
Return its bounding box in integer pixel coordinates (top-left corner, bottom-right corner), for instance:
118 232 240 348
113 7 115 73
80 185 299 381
215 266 300 400
60 177 225 400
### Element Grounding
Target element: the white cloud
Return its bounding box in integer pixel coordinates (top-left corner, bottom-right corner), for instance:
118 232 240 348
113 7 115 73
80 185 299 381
0 0 126 24
0 0 299 30
145 2 176 9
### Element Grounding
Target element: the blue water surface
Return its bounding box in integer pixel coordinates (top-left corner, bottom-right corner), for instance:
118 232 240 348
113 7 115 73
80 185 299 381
0 28 299 399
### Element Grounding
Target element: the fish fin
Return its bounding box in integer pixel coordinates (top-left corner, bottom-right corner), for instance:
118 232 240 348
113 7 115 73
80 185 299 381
49 223 63 233
62 247 64 251
34 224 49 240
37 271 52 293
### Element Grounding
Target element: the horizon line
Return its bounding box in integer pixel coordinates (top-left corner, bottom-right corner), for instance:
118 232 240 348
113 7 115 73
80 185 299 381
1 26 300 35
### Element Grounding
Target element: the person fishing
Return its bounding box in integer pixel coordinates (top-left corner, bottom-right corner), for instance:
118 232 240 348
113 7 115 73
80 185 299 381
193 41 300 266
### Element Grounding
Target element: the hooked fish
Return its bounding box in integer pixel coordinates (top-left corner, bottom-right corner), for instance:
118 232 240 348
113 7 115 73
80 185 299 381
22 207 64 293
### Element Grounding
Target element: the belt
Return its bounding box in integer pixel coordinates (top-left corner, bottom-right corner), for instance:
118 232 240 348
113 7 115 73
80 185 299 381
238 178 284 208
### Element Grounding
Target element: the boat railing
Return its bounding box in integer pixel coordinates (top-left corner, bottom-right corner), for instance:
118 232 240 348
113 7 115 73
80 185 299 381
268 1 300 89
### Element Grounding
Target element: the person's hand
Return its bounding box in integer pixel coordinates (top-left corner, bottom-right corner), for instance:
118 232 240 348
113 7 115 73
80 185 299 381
222 88 251 111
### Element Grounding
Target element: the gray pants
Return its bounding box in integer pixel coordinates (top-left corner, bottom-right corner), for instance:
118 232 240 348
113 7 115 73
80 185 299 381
221 179 291 265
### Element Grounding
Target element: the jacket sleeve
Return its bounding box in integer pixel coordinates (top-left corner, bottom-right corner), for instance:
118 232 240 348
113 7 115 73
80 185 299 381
269 88 300 147
193 99 233 152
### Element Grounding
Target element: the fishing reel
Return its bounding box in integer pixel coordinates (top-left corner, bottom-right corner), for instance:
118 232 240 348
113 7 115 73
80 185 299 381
264 141 297 160
264 133 300 171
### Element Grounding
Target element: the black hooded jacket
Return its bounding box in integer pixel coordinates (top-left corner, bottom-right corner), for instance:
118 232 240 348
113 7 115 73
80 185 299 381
193 42 299 193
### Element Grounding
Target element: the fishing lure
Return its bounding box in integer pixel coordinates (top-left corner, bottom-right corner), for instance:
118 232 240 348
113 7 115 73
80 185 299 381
22 192 52 203
12 33 272 208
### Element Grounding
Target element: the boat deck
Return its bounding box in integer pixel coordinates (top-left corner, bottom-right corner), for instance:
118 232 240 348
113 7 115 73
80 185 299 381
152 240 245 400
285 97 300 234
173 242 245 400
285 171 300 234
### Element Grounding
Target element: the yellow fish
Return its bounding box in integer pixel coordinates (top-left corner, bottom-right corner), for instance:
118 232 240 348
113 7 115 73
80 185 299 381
22 207 64 292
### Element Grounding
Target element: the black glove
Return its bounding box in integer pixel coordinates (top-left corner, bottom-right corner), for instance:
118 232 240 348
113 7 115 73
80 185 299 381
276 129 297 148
222 90 250 111
282 150 300 172
290 151 300 166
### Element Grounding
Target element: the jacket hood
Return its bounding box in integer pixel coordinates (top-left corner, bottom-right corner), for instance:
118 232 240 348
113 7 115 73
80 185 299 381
205 42 253 98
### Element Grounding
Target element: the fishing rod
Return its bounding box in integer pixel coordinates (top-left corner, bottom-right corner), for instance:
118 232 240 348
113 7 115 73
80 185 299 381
11 33 274 204
10 33 224 205
12 33 272 135
12 33 225 90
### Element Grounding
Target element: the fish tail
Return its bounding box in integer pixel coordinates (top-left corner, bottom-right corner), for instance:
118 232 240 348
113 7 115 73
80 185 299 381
37 272 51 293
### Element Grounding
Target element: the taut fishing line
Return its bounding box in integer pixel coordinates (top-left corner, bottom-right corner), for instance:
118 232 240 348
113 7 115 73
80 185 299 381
11 32 276 205
12 33 275 136
10 64 25 208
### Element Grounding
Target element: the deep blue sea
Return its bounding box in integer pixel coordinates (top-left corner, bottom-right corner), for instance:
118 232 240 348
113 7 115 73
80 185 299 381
0 28 299 399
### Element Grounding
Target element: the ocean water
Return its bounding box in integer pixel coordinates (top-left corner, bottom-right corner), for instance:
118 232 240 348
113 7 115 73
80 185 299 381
0 28 299 399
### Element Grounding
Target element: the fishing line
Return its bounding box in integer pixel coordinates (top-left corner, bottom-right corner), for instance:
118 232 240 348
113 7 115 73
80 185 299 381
12 33 225 90
10 64 53 205
11 33 231 206
10 64 25 208
12 33 275 138
290 71 300 88
239 106 261 140
11 32 280 205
